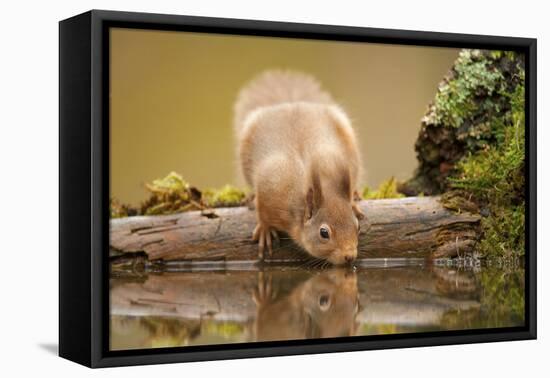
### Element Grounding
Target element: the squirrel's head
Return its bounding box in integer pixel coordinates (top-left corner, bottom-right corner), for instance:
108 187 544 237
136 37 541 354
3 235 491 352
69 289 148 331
300 166 364 265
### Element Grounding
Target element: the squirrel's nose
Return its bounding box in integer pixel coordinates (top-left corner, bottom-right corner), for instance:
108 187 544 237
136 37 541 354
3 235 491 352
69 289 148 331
344 254 354 263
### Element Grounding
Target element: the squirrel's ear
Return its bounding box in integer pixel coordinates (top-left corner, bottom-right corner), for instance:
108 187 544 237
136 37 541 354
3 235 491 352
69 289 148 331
306 188 314 219
312 169 323 207
306 169 323 219
339 168 352 201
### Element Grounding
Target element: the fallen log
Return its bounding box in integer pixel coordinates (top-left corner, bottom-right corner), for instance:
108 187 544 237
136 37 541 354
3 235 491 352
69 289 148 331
110 196 480 263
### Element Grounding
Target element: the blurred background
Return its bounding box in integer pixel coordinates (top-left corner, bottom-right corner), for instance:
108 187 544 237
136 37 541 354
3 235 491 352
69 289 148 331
110 28 460 205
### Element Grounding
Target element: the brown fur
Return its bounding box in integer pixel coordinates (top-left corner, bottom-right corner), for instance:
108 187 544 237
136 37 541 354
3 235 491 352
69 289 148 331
234 70 364 264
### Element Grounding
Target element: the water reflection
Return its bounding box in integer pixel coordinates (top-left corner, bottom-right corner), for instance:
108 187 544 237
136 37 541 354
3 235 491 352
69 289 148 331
253 270 360 341
110 263 524 350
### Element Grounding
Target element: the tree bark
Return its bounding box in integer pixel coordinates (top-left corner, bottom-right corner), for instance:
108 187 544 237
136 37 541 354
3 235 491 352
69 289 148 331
110 196 480 264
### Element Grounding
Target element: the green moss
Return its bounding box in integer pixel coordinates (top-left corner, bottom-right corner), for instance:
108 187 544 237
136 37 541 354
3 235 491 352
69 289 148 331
203 184 247 207
362 177 405 200
404 49 525 195
440 191 479 214
449 80 525 196
477 206 525 257
448 65 525 257
140 172 202 215
110 172 248 217
145 171 190 197
404 49 525 258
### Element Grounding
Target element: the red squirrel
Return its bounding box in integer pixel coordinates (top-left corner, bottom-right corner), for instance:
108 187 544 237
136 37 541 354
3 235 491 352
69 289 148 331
234 70 364 265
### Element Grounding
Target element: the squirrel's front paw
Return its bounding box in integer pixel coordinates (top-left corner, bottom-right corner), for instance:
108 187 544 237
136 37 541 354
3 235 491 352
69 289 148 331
352 203 365 220
252 224 278 260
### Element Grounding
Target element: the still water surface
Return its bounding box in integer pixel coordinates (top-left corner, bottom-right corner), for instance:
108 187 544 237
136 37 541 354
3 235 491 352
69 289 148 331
110 260 524 350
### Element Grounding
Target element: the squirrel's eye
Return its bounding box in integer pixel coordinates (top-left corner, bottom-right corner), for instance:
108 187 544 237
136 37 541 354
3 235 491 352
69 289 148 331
320 227 330 239
319 294 331 310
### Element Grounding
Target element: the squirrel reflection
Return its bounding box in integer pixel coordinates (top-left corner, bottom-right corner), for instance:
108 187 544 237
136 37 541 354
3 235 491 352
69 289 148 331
252 269 361 341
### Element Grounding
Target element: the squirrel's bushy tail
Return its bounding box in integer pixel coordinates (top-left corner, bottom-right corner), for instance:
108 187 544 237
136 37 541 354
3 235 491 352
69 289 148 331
233 70 334 134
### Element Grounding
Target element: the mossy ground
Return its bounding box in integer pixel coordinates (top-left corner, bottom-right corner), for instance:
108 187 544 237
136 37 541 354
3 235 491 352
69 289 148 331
110 172 247 218
362 177 404 200
410 49 526 257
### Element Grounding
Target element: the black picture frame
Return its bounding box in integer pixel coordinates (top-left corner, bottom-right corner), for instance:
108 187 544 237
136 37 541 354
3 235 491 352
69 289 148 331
59 9 537 368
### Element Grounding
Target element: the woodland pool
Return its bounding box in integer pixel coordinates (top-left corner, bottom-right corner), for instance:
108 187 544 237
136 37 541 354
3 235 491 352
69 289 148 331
110 259 524 350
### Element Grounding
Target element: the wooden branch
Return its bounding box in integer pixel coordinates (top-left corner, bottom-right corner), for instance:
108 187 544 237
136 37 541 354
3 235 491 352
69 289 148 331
110 196 480 263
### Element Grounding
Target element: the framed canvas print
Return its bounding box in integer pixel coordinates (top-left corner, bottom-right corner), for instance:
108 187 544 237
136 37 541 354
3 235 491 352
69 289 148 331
59 10 537 368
